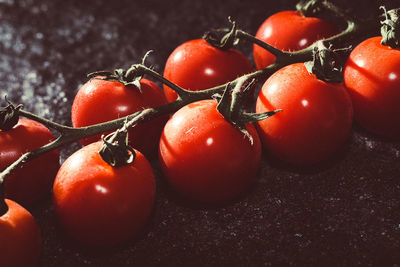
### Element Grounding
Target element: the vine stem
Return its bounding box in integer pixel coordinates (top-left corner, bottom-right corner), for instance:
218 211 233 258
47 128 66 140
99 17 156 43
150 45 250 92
0 67 273 185
0 0 377 186
236 1 362 64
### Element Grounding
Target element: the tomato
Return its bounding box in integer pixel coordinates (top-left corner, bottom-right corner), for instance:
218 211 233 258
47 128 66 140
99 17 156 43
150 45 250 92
253 10 339 70
256 63 353 165
71 78 168 157
159 99 261 203
0 119 59 207
343 36 400 138
0 199 42 267
163 39 253 102
53 141 156 247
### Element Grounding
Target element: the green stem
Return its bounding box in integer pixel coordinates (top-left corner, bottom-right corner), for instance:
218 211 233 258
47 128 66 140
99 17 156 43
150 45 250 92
125 65 191 99
236 30 286 58
19 109 76 133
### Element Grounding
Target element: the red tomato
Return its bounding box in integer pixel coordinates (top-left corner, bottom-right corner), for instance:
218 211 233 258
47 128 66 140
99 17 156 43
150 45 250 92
0 199 42 267
0 119 59 207
159 99 261 203
253 10 338 70
256 63 353 165
343 36 400 138
71 78 168 157
163 39 253 102
53 141 156 247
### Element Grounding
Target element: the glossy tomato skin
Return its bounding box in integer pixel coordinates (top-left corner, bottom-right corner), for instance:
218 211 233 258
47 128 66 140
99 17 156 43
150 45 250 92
163 39 253 102
159 99 261 203
0 119 59 207
71 78 168 157
0 199 42 267
253 11 338 70
343 36 400 138
256 63 353 165
53 141 156 247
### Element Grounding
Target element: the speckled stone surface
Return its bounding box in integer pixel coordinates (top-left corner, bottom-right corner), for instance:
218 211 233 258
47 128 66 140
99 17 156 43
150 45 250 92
2 0 400 266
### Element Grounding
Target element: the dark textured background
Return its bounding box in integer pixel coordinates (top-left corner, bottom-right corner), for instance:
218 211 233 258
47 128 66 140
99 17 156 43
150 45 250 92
2 0 400 266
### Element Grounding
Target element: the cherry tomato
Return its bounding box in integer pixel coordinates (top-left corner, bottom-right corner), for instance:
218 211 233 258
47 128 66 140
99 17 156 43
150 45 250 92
256 63 353 165
343 36 400 138
159 99 261 203
0 119 59 207
253 10 338 70
71 78 168 157
53 141 156 247
163 39 253 102
0 199 42 267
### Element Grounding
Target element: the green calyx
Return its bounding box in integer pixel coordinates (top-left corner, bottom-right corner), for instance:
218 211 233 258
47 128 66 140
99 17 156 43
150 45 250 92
0 96 22 131
99 126 136 167
87 51 154 92
304 41 348 83
87 68 143 92
380 7 400 48
296 0 323 17
215 77 281 145
203 17 239 50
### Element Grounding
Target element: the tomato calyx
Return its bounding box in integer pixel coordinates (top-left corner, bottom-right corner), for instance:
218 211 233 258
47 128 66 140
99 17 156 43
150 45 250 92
0 97 23 131
215 76 281 145
87 52 155 92
380 7 400 48
87 68 143 92
304 41 349 83
203 17 239 51
99 124 136 167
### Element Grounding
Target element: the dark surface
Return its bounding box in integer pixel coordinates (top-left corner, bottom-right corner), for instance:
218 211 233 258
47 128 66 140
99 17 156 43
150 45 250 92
2 0 400 266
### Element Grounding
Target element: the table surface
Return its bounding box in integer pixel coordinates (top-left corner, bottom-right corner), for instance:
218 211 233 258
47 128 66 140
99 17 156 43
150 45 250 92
2 0 400 266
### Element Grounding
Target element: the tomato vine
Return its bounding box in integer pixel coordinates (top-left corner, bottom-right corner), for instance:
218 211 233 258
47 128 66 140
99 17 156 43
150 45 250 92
0 0 392 213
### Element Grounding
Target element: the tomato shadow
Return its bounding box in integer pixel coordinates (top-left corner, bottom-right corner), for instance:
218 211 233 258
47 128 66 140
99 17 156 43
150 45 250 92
352 121 400 143
52 202 158 258
157 173 258 211
261 130 354 175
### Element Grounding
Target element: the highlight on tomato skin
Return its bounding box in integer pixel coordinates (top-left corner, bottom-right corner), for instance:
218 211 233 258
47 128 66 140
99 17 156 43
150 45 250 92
163 38 254 102
159 99 261 204
52 141 156 247
71 77 169 158
343 36 400 139
256 63 353 166
253 10 339 70
0 199 42 267
0 118 59 207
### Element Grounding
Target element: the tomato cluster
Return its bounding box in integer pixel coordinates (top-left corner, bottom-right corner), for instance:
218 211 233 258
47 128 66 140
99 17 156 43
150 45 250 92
1 1 399 264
